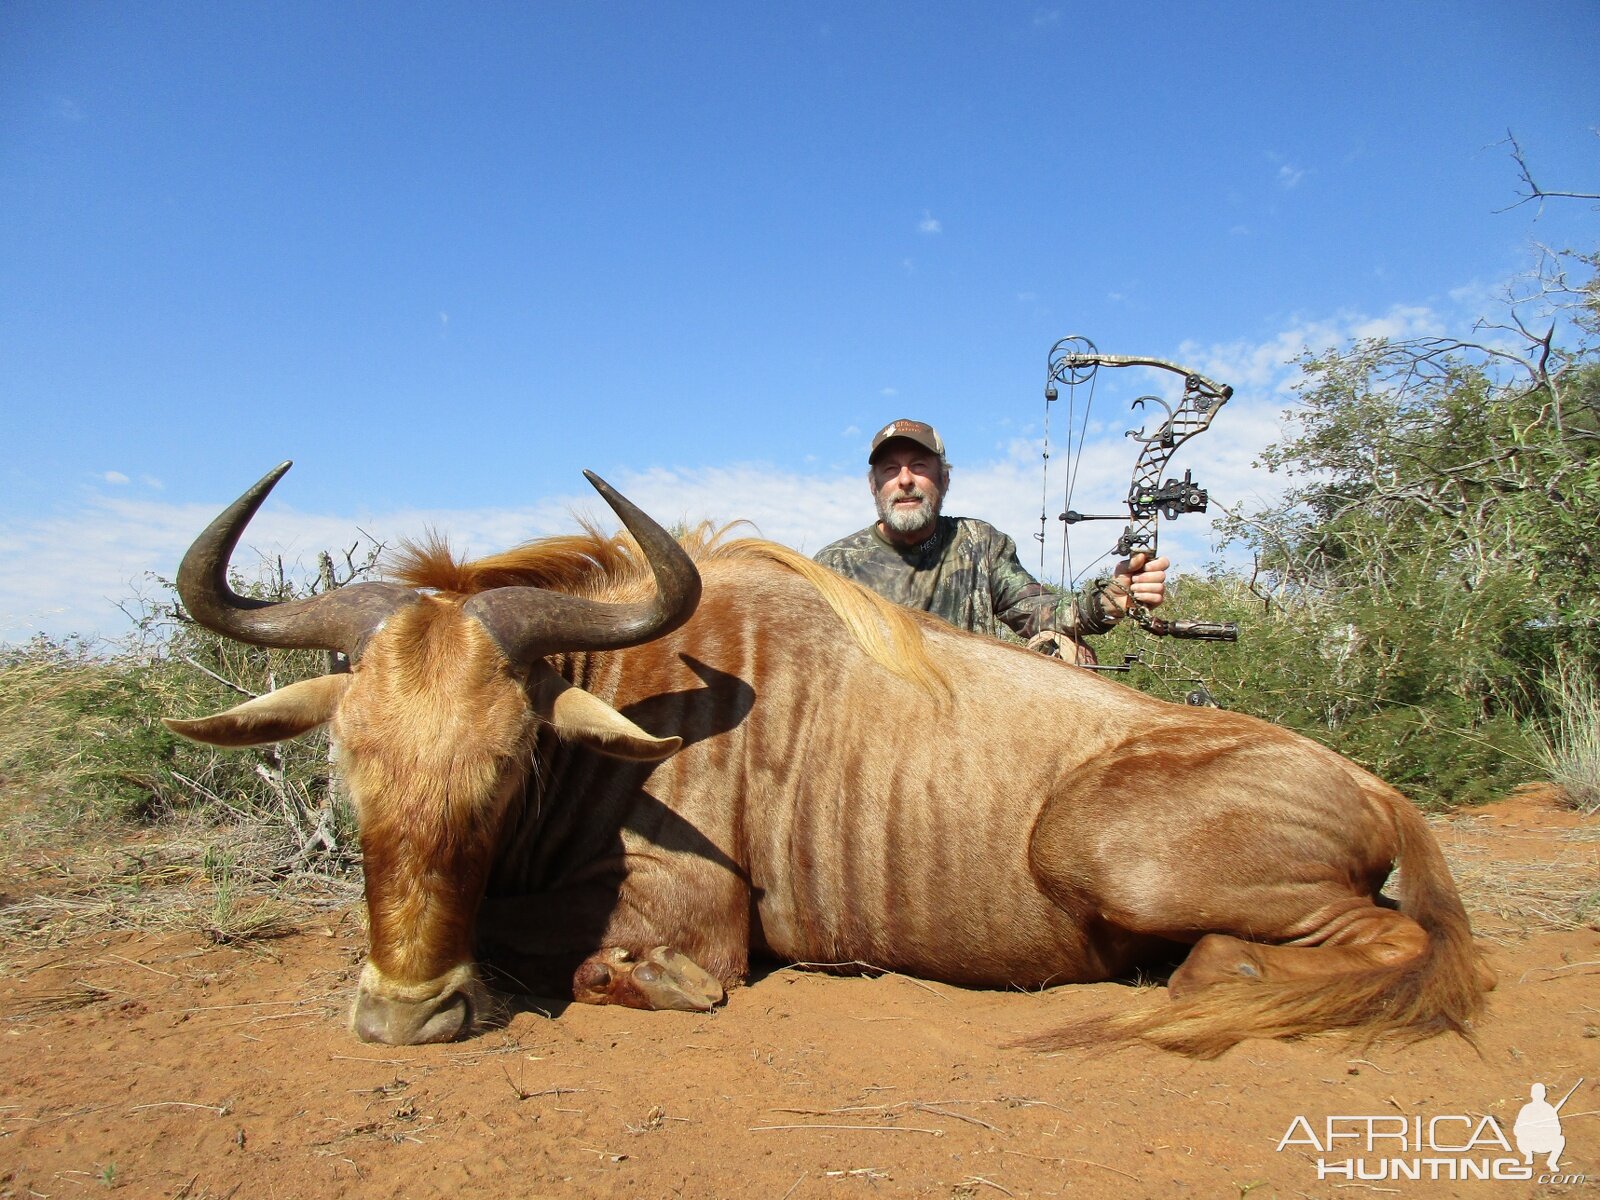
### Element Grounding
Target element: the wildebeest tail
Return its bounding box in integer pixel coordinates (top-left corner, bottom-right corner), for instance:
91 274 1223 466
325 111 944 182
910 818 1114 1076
1020 795 1491 1059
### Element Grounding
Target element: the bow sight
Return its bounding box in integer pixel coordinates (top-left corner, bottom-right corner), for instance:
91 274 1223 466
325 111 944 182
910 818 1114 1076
1063 469 1211 545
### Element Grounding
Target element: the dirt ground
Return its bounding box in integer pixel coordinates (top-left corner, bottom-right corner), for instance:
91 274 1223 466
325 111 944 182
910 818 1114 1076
2 786 1596 1200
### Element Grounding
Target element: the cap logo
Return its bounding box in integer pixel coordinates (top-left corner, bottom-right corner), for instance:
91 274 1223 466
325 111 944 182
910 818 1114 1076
868 418 944 462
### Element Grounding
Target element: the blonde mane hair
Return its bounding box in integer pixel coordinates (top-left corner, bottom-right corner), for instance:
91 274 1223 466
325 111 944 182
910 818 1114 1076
390 523 949 696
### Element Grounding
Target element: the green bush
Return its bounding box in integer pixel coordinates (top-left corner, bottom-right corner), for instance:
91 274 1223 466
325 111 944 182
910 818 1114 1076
0 636 169 820
1116 569 1550 810
1 556 369 864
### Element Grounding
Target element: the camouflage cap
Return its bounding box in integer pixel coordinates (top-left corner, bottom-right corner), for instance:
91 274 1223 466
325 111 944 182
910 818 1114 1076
868 418 945 464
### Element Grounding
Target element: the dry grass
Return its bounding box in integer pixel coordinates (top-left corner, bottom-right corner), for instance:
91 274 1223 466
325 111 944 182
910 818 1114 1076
3 625 359 862
1539 660 1600 815
3 983 111 1021
0 649 128 806
1433 813 1600 943
0 807 360 958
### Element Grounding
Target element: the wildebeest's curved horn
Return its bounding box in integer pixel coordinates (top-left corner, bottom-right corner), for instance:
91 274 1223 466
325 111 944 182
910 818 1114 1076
463 471 702 662
176 461 419 658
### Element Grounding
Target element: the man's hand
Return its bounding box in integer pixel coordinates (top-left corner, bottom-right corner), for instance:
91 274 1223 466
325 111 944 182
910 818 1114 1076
1105 552 1169 616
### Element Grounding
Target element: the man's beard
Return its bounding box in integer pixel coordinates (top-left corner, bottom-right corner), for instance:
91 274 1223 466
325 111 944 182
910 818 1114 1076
876 484 941 534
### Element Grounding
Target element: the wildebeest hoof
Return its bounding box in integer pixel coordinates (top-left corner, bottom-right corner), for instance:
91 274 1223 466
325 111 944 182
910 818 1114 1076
573 946 725 1012
1168 933 1266 999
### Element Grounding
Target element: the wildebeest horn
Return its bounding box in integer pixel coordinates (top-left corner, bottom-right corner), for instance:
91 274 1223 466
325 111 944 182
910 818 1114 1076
463 470 702 662
175 461 420 658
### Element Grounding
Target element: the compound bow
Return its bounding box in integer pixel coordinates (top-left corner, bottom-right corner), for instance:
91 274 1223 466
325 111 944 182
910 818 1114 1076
1039 336 1239 693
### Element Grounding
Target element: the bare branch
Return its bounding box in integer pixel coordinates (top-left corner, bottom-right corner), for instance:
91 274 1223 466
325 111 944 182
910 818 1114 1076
1494 129 1600 215
179 655 258 699
1246 553 1273 615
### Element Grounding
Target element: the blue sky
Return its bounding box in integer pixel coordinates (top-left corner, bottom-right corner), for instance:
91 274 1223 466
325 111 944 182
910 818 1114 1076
3 2 1597 642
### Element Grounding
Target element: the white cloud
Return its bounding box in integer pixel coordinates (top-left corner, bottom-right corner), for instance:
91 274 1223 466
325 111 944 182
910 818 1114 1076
140 474 164 490
917 211 942 235
1446 278 1501 312
1176 301 1449 398
0 469 866 644
103 471 129 485
1349 305 1445 341
0 452 1262 643
1276 163 1305 189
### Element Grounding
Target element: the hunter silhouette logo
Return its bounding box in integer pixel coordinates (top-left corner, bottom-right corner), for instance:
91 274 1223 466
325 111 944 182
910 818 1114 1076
1275 1077 1586 1184
1513 1079 1580 1172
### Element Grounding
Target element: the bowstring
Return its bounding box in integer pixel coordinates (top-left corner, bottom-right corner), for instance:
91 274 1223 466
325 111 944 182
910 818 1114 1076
1060 367 1099 593
1038 382 1052 584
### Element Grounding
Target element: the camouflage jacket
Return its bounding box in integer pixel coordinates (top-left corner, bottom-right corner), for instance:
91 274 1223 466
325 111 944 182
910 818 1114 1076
813 517 1114 643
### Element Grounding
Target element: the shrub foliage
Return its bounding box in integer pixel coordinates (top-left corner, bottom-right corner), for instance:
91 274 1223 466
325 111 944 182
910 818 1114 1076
1 551 373 863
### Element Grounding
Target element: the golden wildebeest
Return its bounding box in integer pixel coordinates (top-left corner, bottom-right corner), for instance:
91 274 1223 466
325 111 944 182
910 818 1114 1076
166 463 1489 1055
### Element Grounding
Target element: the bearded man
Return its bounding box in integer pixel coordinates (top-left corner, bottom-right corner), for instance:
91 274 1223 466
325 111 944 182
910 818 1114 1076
814 419 1168 654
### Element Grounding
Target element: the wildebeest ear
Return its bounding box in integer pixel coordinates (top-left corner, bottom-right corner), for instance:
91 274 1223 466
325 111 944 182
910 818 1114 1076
528 664 682 762
164 674 352 747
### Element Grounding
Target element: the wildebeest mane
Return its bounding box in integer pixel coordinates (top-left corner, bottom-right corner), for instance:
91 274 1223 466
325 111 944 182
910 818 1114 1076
390 522 948 695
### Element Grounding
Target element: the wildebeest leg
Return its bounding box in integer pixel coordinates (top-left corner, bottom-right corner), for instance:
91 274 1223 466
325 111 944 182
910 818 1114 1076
1028 740 1490 1060
1028 746 1448 996
572 945 725 1011
478 864 746 1011
1166 906 1429 998
1034 822 1433 998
